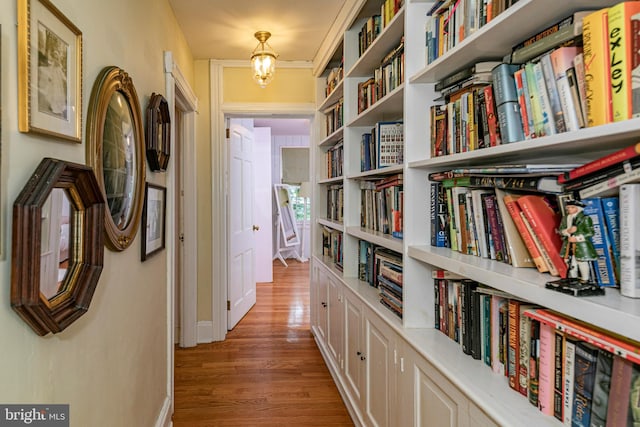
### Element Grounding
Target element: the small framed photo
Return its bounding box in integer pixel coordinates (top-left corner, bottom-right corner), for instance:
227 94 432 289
18 0 82 142
141 183 166 261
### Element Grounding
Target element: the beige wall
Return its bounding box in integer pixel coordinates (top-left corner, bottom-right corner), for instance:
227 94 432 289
193 63 315 322
0 1 193 425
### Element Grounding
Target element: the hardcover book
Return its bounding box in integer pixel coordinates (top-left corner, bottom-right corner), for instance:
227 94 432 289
572 341 599 427
538 321 556 416
608 1 640 122
502 192 548 273
563 336 578 426
619 183 640 298
582 8 613 126
605 355 637 426
495 188 535 268
550 46 583 132
559 142 640 183
589 348 613 427
581 198 617 287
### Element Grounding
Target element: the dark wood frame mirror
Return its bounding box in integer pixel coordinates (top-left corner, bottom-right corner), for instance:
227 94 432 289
145 93 171 172
11 158 105 336
86 66 146 251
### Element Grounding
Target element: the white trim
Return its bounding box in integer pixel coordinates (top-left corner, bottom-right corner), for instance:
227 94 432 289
222 103 315 116
154 396 173 427
210 60 228 342
197 321 214 343
312 0 366 76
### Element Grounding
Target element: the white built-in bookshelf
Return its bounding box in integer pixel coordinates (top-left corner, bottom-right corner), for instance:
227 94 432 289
310 0 640 426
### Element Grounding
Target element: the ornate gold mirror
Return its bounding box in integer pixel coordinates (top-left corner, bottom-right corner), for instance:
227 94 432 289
86 66 145 251
11 158 105 336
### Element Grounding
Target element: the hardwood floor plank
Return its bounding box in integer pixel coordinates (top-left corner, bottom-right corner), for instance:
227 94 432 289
173 260 354 426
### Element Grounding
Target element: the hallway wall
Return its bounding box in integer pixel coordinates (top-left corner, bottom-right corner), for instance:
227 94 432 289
0 1 193 425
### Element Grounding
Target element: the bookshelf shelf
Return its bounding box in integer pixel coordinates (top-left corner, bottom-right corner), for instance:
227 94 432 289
409 117 640 169
346 83 404 127
408 245 640 343
346 6 406 78
318 176 344 185
346 226 403 253
318 218 344 232
347 164 403 180
319 80 344 112
318 127 344 148
409 0 620 84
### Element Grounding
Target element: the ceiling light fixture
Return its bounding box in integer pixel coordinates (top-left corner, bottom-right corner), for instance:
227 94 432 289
250 31 277 88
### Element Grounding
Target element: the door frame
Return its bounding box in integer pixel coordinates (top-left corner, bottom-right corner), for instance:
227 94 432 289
161 51 198 424
209 59 315 341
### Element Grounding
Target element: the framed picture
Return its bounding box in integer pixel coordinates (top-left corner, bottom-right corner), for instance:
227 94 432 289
141 183 166 261
18 0 82 142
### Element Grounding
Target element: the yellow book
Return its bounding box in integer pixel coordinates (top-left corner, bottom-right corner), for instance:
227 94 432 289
583 8 612 127
608 1 640 121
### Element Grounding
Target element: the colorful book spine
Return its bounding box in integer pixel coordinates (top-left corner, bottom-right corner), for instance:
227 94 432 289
572 341 600 427
491 63 524 143
563 336 577 426
524 62 545 138
589 348 614 426
560 142 640 183
553 330 565 421
601 197 620 282
517 195 567 278
502 193 548 273
514 68 533 139
538 321 556 416
495 188 535 268
582 8 612 127
539 52 566 134
608 1 640 122
508 299 522 391
578 166 640 199
491 295 506 375
582 198 617 287
532 61 556 136
528 318 541 407
483 85 502 146
605 355 635 426
619 183 640 298
550 46 582 132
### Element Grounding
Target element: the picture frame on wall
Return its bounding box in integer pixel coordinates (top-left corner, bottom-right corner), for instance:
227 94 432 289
18 0 83 142
141 183 166 261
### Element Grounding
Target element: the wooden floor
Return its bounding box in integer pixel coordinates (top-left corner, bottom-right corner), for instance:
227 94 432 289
173 260 354 426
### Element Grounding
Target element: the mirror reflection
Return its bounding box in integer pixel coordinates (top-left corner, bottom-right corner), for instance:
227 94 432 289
103 91 137 229
40 188 73 300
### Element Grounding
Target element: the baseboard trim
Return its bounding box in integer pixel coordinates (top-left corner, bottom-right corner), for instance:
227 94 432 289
154 396 172 427
197 321 214 343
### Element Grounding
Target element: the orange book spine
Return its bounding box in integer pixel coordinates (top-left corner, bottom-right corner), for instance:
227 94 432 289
583 8 613 127
608 1 640 122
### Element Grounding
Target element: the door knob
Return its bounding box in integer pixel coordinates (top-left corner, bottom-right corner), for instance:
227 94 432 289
252 225 260 231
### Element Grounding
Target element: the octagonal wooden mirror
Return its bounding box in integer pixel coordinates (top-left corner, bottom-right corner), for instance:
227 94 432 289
11 158 105 336
86 66 146 251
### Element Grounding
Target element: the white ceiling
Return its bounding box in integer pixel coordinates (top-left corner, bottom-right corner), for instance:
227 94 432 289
168 0 346 62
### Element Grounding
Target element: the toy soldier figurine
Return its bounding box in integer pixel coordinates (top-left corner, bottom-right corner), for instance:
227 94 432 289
559 199 598 283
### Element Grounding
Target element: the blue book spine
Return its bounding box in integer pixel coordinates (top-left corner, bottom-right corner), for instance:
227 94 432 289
572 342 599 427
496 102 525 143
582 198 617 287
491 63 520 104
601 197 620 282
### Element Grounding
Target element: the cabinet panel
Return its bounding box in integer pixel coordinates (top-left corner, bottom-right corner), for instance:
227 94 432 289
364 311 395 427
327 274 343 369
314 264 329 344
343 290 365 408
469 402 500 427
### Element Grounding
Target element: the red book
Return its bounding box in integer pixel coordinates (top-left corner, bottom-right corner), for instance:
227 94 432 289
483 85 501 146
502 193 548 273
606 355 636 426
516 195 567 278
559 142 640 183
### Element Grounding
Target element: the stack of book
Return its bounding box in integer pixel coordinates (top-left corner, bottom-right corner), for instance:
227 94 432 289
326 184 343 223
324 99 343 136
433 270 640 425
359 241 403 318
325 139 343 179
322 227 343 271
357 38 405 114
361 173 403 238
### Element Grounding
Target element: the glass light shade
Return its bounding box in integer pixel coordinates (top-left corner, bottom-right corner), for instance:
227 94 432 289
251 31 277 88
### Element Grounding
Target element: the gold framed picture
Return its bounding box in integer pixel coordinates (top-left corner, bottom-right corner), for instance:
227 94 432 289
18 0 82 142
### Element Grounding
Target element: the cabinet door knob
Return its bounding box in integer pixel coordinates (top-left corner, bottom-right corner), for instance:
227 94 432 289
252 224 260 231
321 302 327 308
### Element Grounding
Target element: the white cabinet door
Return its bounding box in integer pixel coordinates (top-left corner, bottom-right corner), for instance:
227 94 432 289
326 274 343 370
411 349 470 427
343 289 365 411
364 309 396 427
314 265 329 344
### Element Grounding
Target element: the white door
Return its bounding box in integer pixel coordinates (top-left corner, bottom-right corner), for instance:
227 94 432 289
253 127 273 283
227 119 257 329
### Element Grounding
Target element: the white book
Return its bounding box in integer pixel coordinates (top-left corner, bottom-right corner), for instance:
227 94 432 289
532 62 556 136
563 337 576 425
620 184 640 298
471 189 493 259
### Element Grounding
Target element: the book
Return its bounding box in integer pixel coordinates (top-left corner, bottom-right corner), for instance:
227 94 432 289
494 188 535 268
529 318 541 407
605 355 637 426
376 121 404 168
563 336 578 426
619 183 640 298
471 188 494 259
582 8 613 127
572 52 589 126
550 46 583 132
507 11 591 65
508 299 523 391
514 68 534 139
572 341 600 427
435 61 502 92
517 194 568 278
566 67 586 129
578 165 640 198
483 85 502 146
559 142 640 183
492 63 524 143
503 192 548 273
538 321 556 416
601 197 621 282
539 51 566 134
608 1 640 122
532 61 556 137
524 62 546 138
582 198 617 287
523 308 640 365
519 303 536 397
589 348 613 427
563 157 640 192
553 330 565 421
